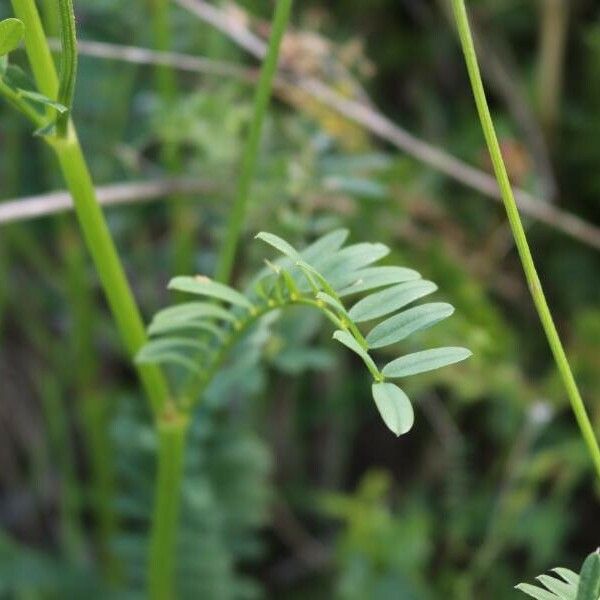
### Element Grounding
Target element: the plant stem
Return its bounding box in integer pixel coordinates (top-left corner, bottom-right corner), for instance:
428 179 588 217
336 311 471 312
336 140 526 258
537 0 568 138
10 0 58 99
148 411 189 600
52 131 169 414
11 0 170 417
215 0 293 283
450 0 600 480
57 0 77 136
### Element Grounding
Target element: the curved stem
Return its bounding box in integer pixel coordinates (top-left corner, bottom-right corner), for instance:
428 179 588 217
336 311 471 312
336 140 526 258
215 0 293 283
181 295 346 408
451 0 600 480
148 411 189 600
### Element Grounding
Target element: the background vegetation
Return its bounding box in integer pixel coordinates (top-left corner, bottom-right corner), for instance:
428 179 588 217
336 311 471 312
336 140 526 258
0 0 599 598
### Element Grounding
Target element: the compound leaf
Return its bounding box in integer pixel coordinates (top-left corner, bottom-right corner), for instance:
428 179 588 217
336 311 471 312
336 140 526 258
382 347 472 378
332 330 378 377
348 280 437 323
366 303 454 349
169 276 253 309
371 382 414 436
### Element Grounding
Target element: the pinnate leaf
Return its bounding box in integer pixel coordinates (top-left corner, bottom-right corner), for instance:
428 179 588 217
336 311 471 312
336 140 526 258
255 232 300 260
515 583 563 600
371 382 414 436
315 242 389 281
576 550 600 600
382 347 472 378
535 574 576 599
301 229 349 263
169 276 253 309
348 280 437 323
18 89 68 113
337 265 421 296
332 330 378 377
552 569 579 587
366 303 454 348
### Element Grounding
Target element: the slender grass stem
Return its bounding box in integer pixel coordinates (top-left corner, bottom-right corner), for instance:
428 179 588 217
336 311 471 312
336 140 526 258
451 0 600 480
148 412 189 600
215 0 293 283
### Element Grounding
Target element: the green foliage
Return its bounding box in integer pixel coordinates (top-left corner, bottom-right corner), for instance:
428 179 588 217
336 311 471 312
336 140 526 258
321 470 433 599
138 230 471 436
516 550 600 600
112 403 272 599
0 18 24 56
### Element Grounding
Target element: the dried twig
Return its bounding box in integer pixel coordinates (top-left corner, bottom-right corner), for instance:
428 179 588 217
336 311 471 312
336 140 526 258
0 179 215 224
9 23 600 249
171 0 600 251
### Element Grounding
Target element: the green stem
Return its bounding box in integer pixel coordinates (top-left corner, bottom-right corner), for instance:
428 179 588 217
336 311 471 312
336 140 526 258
181 296 344 407
0 79 46 127
11 0 170 417
215 0 293 283
148 412 189 600
52 132 169 414
10 0 58 99
451 0 600 480
56 0 77 136
41 0 60 40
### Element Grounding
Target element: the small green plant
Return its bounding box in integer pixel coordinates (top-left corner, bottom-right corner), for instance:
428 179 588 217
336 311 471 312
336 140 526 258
138 230 472 436
516 549 600 600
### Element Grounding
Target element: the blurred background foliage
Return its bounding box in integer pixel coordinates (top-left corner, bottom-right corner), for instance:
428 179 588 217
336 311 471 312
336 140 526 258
0 0 599 598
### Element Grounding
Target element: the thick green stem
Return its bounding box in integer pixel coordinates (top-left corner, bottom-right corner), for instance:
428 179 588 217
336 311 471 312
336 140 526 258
215 0 293 283
11 0 170 417
56 0 77 136
52 131 169 414
10 0 58 99
451 0 600 480
148 412 189 600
